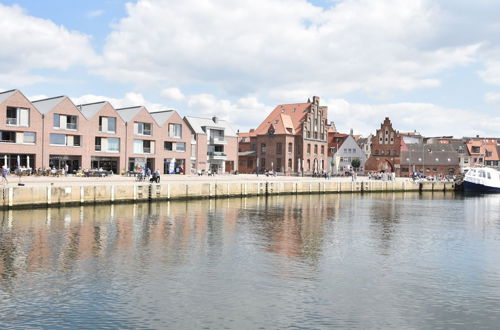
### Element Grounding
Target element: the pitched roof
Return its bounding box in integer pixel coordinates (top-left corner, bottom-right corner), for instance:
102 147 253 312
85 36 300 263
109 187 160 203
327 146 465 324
184 116 238 137
115 106 144 122
77 101 107 120
31 96 66 114
253 102 311 135
401 143 460 166
150 110 175 126
0 89 17 104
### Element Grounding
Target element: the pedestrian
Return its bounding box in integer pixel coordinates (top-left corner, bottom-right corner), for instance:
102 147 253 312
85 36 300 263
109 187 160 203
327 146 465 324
1 166 8 184
64 163 69 176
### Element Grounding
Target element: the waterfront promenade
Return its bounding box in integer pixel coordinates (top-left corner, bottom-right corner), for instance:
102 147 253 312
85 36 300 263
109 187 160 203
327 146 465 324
0 174 455 210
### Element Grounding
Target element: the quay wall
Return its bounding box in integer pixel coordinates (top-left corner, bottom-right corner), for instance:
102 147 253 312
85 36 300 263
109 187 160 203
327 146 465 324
0 180 455 210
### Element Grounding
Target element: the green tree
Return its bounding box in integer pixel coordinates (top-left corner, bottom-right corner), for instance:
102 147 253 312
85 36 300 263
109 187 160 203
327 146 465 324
351 158 361 170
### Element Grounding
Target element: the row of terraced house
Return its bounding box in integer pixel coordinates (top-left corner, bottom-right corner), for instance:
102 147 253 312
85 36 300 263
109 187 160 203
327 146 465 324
0 89 238 174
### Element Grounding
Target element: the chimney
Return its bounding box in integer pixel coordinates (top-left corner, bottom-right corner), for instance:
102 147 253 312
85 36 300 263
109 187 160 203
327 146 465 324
212 116 218 124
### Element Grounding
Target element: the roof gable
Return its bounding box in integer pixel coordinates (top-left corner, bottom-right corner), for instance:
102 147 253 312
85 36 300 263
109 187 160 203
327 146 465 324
31 96 66 114
150 110 175 126
0 89 17 104
77 101 107 120
254 102 311 135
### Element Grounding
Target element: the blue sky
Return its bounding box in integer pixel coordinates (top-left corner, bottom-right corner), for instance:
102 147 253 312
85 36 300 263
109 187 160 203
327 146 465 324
1 0 500 136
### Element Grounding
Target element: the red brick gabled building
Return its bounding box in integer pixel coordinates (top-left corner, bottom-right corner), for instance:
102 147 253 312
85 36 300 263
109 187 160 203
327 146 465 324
238 96 329 174
365 117 404 175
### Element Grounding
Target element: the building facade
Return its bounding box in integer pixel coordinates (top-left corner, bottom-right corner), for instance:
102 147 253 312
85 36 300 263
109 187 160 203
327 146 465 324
184 116 238 174
332 134 368 174
238 96 329 175
0 90 43 170
365 117 403 175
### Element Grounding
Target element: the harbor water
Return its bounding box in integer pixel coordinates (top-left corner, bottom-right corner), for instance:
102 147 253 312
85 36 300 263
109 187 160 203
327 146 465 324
1 192 500 328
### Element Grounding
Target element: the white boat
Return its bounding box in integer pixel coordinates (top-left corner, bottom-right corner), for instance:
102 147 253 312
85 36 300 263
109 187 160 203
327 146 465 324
463 167 500 193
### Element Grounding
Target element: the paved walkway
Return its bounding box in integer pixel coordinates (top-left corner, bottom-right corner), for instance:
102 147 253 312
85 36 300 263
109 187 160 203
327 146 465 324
0 173 398 187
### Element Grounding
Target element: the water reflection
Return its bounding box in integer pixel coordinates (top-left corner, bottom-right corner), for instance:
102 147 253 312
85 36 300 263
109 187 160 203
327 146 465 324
1 193 500 328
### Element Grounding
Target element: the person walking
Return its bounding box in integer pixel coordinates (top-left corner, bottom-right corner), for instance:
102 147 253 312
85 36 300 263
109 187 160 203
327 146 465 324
1 166 8 185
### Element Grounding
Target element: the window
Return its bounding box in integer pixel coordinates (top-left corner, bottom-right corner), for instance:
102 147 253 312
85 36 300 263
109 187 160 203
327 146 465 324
164 141 173 151
169 124 182 138
99 116 117 133
314 145 318 154
66 116 78 130
135 122 152 136
134 139 153 154
54 114 78 130
247 159 253 168
0 131 16 143
486 151 493 157
472 146 480 153
54 114 60 128
261 143 266 154
321 145 324 154
23 132 36 144
6 107 29 126
307 144 311 154
176 142 186 152
276 143 282 155
95 137 102 151
288 142 293 153
50 133 66 145
108 138 120 152
143 140 151 153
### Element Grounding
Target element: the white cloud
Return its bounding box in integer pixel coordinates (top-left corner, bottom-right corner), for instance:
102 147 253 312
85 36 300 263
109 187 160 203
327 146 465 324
71 92 165 112
86 9 104 18
186 93 273 132
98 0 478 100
161 87 185 101
329 98 500 137
0 4 98 86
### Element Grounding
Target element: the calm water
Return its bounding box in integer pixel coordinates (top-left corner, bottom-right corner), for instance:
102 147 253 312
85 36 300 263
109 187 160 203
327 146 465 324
1 193 500 329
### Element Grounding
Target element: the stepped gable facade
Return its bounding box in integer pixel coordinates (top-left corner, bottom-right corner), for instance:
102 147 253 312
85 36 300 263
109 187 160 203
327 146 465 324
238 96 329 174
364 117 404 175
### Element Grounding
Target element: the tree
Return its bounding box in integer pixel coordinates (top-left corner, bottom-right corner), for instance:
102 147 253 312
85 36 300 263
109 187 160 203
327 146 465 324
351 158 361 171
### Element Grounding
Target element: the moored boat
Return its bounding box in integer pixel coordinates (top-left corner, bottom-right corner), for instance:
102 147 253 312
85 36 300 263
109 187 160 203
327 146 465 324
463 167 500 193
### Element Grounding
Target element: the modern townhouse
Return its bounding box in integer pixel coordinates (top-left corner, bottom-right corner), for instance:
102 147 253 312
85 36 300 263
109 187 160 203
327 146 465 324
31 95 88 173
184 116 238 174
0 89 42 169
78 101 126 173
150 110 192 174
116 106 162 173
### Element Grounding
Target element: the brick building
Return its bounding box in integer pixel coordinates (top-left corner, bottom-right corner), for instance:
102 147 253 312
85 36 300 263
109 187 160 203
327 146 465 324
365 117 404 175
400 143 461 177
238 96 329 175
0 90 43 170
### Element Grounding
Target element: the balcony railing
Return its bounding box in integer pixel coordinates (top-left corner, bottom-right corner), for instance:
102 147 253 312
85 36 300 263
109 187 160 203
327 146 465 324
208 151 227 159
66 123 77 130
210 136 225 144
6 118 17 125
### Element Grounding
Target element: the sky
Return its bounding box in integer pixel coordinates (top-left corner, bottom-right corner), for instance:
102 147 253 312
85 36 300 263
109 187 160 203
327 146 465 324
1 0 500 137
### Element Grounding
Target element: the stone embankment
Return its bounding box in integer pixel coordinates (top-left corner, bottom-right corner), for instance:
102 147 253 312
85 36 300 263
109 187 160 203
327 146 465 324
0 180 455 210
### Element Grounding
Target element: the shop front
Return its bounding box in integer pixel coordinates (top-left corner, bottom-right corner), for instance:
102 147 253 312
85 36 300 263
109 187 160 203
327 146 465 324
164 158 185 174
128 157 155 172
0 153 35 170
91 156 119 173
49 155 81 173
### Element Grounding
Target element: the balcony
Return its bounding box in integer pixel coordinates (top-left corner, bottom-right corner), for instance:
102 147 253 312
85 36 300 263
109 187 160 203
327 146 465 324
208 151 227 160
210 136 226 145
6 118 17 126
